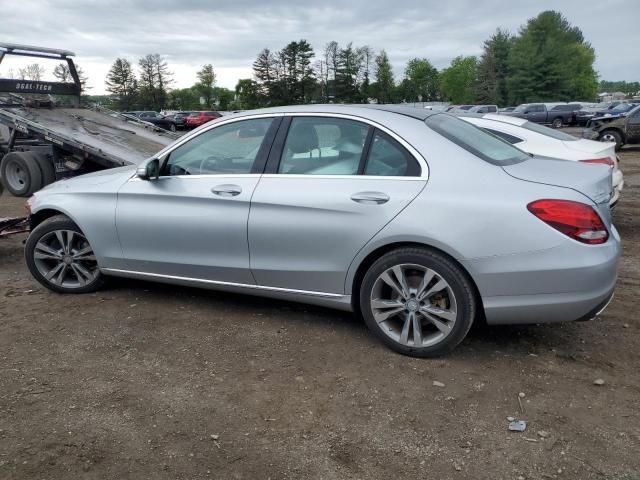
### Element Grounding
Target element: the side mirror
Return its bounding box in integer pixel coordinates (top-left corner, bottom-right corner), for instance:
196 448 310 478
137 158 160 180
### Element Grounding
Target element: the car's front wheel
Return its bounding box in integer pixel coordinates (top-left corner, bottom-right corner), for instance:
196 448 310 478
599 129 623 151
25 215 104 294
359 248 476 357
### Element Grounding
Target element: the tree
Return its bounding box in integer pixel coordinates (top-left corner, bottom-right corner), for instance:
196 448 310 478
105 58 138 111
374 50 394 104
138 54 173 110
53 63 89 92
196 64 216 108
253 48 277 105
18 64 45 81
439 56 478 104
475 29 512 105
507 10 597 103
335 43 364 102
235 79 261 109
403 58 439 102
359 46 375 101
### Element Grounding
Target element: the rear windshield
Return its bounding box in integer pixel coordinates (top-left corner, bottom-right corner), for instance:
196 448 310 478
426 114 529 165
521 121 577 141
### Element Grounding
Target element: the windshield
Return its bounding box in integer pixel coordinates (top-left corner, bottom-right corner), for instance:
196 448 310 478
513 104 530 113
521 121 577 141
188 112 200 117
426 114 529 165
610 103 634 113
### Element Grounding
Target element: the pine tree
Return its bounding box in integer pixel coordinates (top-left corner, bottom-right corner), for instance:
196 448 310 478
196 64 216 108
507 11 597 103
105 58 138 110
374 50 394 104
476 29 512 105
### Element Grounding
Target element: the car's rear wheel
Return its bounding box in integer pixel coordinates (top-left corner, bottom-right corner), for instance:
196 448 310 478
599 130 623 151
169 123 177 132
25 215 104 294
359 248 476 357
551 117 563 129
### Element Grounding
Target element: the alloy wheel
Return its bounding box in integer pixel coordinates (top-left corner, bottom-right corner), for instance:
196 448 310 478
370 263 458 348
33 229 99 288
600 133 617 143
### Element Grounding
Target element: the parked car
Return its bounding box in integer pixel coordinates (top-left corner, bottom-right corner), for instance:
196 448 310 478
445 105 474 113
163 111 194 130
185 111 222 128
576 102 619 126
458 113 624 207
123 111 178 132
583 104 640 151
504 103 582 128
23 105 619 357
592 102 638 119
466 105 498 114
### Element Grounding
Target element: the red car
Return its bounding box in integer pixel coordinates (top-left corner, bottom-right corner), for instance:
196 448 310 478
184 111 222 129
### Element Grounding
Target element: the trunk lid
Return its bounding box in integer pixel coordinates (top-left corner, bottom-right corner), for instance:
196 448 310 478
562 139 617 165
502 156 613 207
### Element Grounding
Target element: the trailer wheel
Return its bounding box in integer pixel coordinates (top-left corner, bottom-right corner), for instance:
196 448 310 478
25 151 56 187
0 151 43 197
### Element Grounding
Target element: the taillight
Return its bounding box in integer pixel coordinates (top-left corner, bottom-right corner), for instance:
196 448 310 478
579 157 614 168
527 199 609 245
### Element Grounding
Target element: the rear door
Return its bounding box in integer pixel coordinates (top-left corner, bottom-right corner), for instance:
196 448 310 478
529 104 546 123
116 116 280 283
248 115 427 294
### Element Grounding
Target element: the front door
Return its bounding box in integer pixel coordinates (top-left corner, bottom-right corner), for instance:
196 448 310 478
116 116 279 283
248 115 427 294
627 107 640 141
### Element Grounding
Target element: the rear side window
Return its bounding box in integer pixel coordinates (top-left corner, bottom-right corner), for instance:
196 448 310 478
521 121 577 141
364 131 421 177
426 114 529 165
278 117 369 175
483 128 524 145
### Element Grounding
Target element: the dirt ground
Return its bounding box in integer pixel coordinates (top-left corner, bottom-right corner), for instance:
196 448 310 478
0 132 639 480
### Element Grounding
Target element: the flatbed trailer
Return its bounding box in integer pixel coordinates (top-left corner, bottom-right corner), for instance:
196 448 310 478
0 43 179 197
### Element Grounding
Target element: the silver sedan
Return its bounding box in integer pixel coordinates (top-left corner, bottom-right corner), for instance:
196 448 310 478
23 105 620 357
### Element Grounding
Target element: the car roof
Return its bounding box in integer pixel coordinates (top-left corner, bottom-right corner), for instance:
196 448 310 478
225 104 439 122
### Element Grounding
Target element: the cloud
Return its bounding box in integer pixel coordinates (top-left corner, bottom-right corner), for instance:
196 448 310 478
0 0 637 94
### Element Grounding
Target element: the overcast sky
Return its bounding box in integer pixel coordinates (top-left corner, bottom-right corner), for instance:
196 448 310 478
0 0 638 95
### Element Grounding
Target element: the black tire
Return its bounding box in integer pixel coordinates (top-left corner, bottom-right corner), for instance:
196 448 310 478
169 123 177 132
0 151 43 196
25 151 56 187
551 117 563 129
359 247 476 357
598 129 623 151
25 215 104 294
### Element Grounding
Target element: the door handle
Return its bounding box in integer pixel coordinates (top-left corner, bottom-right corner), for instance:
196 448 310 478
211 184 242 197
350 191 390 205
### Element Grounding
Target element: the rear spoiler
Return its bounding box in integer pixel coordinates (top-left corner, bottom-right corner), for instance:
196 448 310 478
0 43 81 99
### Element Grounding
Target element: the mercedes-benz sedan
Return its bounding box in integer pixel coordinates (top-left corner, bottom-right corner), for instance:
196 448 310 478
24 105 620 357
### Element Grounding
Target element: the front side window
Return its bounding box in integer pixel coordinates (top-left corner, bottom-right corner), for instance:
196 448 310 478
162 118 274 176
364 132 420 176
427 114 529 165
278 117 369 175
